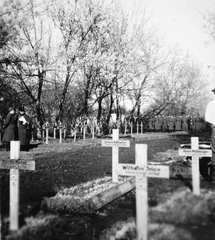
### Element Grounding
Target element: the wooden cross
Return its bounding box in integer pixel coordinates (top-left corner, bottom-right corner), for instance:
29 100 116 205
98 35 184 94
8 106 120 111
140 122 143 134
102 129 130 182
124 122 127 135
91 122 95 139
179 137 212 195
137 122 139 134
117 144 169 240
44 122 49 144
0 141 35 231
59 122 62 143
130 122 133 135
63 125 66 139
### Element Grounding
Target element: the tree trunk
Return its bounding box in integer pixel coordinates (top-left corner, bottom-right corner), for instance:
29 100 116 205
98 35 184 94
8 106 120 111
106 93 114 125
97 97 102 123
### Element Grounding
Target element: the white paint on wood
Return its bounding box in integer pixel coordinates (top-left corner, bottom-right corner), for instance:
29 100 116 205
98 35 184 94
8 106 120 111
54 128 56 139
191 137 200 195
112 129 119 182
179 148 212 157
10 141 20 160
10 168 19 230
102 140 130 148
135 144 148 240
46 128 49 144
1 141 36 231
178 137 211 195
59 128 62 143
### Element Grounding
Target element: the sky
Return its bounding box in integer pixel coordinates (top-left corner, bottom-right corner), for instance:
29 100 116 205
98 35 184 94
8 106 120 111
123 0 215 91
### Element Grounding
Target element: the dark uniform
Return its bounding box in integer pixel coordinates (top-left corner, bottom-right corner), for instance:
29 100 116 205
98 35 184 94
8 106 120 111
2 107 18 151
18 106 32 151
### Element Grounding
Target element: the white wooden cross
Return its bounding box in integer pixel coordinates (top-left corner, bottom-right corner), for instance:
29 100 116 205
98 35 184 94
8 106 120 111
137 122 139 134
117 144 169 240
102 129 130 182
179 137 212 195
0 141 35 231
130 122 133 135
140 122 143 134
44 122 49 144
124 122 127 135
91 122 95 139
59 122 62 143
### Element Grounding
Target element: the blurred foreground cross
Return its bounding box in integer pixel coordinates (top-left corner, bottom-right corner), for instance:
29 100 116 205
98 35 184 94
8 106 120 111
0 141 35 231
117 144 169 240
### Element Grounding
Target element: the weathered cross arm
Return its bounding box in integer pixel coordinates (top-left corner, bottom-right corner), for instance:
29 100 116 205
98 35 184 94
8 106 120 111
116 164 169 178
0 159 35 170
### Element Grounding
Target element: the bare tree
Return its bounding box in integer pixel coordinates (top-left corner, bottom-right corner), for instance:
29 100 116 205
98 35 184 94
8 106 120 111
0 0 57 126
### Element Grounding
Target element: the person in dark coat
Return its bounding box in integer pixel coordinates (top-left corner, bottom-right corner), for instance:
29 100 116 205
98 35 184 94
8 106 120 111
18 105 32 151
2 107 18 151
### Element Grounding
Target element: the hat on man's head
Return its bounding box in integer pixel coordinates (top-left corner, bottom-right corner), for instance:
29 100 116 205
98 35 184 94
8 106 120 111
19 105 25 112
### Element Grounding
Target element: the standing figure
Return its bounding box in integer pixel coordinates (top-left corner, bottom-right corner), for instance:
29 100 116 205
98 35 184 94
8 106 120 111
154 116 161 132
162 116 168 132
2 107 18 151
18 105 32 151
182 115 188 131
168 116 174 132
175 116 182 131
205 88 215 183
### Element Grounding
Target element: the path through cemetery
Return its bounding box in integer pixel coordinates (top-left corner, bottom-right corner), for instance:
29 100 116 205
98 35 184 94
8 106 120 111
1 133 215 240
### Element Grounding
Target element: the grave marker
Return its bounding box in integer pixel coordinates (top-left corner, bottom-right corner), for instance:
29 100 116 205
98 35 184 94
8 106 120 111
83 125 86 140
141 122 143 134
178 137 212 195
91 123 95 139
0 141 35 231
59 122 62 143
53 125 57 139
124 122 127 135
117 144 169 240
102 129 130 182
45 127 49 144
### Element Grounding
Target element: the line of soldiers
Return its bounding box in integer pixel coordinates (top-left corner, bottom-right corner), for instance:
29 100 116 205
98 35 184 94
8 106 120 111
126 115 206 133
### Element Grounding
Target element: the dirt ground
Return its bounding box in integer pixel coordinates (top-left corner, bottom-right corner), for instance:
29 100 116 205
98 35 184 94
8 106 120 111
0 132 215 239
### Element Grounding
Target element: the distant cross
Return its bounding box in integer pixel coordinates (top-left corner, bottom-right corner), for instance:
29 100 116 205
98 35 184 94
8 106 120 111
179 137 212 195
91 123 95 139
0 141 35 231
102 129 130 182
117 144 169 240
59 122 62 143
124 122 127 135
137 122 139 134
63 125 66 139
141 122 143 134
130 122 133 135
44 122 49 144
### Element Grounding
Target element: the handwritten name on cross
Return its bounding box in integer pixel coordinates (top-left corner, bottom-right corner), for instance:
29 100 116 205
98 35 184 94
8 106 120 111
179 137 212 195
102 129 130 182
117 144 169 240
0 141 35 231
